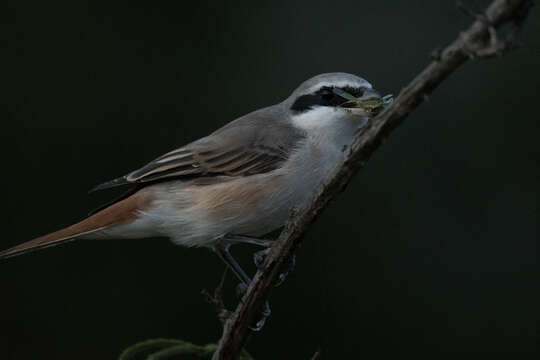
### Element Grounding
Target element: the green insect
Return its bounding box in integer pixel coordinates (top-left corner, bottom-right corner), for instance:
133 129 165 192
332 88 393 115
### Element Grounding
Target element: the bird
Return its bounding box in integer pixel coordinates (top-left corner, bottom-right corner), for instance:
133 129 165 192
0 72 383 327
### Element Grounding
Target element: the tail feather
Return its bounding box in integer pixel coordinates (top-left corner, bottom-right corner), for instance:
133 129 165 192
0 188 154 260
0 227 105 259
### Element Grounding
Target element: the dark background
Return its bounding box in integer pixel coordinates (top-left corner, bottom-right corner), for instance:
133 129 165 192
1 0 539 358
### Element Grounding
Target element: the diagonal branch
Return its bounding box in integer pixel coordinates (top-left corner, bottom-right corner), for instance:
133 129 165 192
212 0 533 358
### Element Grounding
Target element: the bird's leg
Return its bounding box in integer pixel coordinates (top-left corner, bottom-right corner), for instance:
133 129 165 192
222 233 273 248
223 233 296 286
214 243 251 285
213 243 271 331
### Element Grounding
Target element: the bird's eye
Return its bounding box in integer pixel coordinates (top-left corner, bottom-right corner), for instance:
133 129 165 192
342 86 364 98
290 86 359 112
321 90 334 100
316 87 344 106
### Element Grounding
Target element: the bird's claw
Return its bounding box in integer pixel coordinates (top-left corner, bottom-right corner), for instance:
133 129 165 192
235 282 248 299
274 254 296 287
235 281 271 331
249 301 271 332
253 250 296 287
253 248 270 269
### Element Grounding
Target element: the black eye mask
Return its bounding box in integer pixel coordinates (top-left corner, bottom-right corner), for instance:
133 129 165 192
291 86 393 114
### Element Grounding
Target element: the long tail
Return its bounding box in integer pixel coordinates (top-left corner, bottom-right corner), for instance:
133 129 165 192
0 189 154 260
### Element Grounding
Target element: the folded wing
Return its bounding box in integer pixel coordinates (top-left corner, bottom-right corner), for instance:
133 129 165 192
90 115 305 191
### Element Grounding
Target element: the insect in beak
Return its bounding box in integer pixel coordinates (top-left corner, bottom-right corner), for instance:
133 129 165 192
333 88 393 115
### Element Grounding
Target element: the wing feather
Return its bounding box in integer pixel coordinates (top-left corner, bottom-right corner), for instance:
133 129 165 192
90 110 306 191
90 144 299 191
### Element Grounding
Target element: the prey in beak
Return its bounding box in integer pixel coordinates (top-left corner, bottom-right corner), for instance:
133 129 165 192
333 87 393 116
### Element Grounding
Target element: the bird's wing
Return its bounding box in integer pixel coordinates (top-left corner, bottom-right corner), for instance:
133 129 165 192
90 114 305 191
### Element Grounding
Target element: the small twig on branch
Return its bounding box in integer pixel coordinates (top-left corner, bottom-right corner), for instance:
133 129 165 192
457 0 532 58
202 268 231 325
211 0 533 359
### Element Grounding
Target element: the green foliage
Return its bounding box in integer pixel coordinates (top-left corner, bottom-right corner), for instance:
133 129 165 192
119 338 253 360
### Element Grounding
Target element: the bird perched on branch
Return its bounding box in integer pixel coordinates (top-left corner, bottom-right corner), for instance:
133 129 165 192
1 72 385 328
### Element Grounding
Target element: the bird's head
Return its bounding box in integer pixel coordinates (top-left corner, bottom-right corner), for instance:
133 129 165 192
285 73 383 118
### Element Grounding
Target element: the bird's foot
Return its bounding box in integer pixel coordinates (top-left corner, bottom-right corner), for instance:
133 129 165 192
251 301 271 331
253 248 270 269
235 282 271 331
253 249 296 287
235 282 248 299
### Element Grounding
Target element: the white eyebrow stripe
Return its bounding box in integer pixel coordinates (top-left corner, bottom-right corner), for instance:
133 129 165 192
305 80 372 95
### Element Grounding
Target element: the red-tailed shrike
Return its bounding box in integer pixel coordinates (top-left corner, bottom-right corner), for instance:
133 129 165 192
1 72 383 328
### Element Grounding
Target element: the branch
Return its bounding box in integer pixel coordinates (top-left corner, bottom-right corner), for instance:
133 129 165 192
212 0 533 358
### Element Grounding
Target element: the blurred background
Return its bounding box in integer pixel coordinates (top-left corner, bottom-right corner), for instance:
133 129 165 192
1 0 539 358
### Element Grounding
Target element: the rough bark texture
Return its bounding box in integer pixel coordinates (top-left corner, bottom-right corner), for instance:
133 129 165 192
212 1 533 359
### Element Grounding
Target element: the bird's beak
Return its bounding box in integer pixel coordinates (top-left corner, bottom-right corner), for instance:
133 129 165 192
340 88 383 116
360 88 382 103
